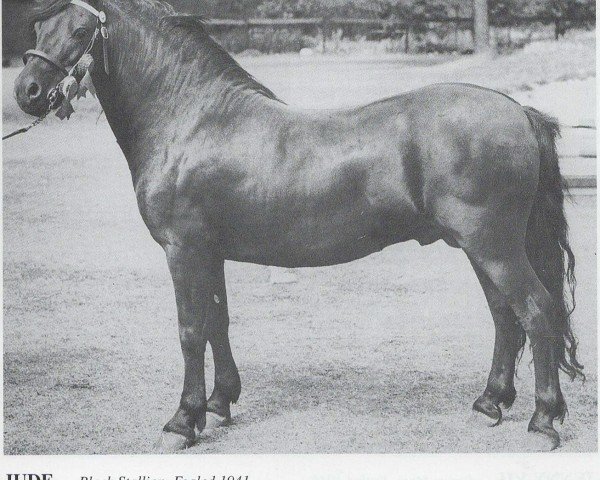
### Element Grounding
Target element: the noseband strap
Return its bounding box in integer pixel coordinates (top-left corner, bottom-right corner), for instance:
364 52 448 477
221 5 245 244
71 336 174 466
23 49 69 76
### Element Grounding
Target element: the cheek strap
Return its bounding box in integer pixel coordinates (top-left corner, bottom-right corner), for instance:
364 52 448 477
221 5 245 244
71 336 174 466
25 0 110 77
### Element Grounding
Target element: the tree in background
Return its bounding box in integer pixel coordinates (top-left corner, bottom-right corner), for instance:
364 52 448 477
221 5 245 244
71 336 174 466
488 0 524 26
254 0 384 18
168 0 264 17
166 0 594 26
547 0 595 30
473 0 490 51
167 0 395 18
2 0 595 61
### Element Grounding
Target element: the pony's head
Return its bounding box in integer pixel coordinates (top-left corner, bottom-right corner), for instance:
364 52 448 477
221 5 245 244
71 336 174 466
15 0 101 116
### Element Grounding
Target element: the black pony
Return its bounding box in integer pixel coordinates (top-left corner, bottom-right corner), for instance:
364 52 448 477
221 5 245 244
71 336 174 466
16 0 582 452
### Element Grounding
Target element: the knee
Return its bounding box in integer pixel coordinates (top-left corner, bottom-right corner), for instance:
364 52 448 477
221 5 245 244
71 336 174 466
179 326 207 351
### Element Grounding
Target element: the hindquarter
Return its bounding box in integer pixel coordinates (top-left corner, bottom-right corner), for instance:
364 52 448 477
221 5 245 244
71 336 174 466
403 85 541 245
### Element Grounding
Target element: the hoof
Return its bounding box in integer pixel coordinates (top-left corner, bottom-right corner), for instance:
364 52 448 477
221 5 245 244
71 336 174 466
528 423 560 451
205 411 230 430
468 409 501 428
472 395 502 426
155 431 193 453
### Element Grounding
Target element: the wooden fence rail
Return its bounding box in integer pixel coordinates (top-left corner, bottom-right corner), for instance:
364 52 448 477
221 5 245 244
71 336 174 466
206 14 594 28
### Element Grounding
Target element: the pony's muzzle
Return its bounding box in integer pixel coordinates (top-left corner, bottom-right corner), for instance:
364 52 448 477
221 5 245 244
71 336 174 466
14 60 62 117
25 81 41 101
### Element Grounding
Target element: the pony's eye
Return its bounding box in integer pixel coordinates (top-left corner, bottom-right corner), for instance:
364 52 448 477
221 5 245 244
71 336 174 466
73 28 89 40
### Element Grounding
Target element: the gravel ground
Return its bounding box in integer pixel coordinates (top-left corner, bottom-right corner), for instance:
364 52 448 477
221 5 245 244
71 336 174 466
3 36 596 454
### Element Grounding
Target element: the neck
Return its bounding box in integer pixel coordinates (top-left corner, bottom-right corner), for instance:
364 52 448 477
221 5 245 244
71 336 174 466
88 0 280 177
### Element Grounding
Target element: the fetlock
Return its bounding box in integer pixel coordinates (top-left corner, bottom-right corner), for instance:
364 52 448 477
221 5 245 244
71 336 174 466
529 393 567 439
215 368 241 404
538 393 566 420
474 384 516 413
497 385 517 409
207 390 232 419
207 373 240 416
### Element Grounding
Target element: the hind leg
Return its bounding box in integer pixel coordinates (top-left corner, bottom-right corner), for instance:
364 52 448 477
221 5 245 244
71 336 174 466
470 260 524 425
469 248 566 449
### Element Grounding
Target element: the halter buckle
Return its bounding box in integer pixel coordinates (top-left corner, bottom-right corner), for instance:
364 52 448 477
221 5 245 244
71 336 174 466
101 26 108 39
98 11 106 23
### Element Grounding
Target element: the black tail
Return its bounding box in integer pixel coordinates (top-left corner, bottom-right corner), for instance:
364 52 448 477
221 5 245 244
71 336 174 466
523 106 584 381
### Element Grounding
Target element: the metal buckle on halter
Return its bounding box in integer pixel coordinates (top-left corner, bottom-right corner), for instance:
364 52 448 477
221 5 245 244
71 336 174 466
68 0 109 75
69 0 104 20
24 0 109 85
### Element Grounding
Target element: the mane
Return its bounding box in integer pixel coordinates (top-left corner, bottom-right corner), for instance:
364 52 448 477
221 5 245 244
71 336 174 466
160 15 282 102
111 0 174 23
29 0 172 26
29 0 73 25
29 1 282 103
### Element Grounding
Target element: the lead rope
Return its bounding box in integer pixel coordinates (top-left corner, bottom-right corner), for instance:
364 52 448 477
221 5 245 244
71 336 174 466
2 112 50 141
2 73 79 141
1 88 61 140
2 51 92 141
3 0 108 141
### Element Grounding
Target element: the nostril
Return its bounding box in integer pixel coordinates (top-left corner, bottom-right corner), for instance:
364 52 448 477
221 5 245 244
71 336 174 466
26 82 41 99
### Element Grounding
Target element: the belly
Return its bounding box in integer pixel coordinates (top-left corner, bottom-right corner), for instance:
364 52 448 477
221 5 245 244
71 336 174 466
216 192 424 267
154 104 435 264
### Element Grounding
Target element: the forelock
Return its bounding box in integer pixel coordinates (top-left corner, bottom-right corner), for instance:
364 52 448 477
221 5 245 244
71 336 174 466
29 0 75 25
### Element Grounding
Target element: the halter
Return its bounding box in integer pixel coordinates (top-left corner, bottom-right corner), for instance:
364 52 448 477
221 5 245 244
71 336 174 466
23 0 110 76
2 0 109 140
